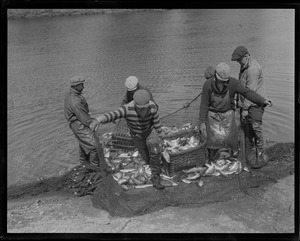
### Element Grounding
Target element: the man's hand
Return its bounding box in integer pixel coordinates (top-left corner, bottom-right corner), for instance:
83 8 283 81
241 110 249 121
199 122 207 137
264 99 273 107
90 119 100 132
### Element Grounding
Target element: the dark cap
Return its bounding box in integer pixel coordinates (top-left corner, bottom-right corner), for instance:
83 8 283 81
133 89 150 107
204 65 215 79
231 46 249 61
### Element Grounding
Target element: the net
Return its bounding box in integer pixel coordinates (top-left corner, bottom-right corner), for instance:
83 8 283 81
7 92 295 219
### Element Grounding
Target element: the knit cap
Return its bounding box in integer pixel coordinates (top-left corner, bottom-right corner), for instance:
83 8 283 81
133 89 150 108
231 46 249 61
215 62 230 81
204 65 215 79
125 76 139 91
69 75 85 86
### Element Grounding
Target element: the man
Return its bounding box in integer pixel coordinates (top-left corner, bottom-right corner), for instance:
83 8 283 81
90 89 165 190
198 63 272 164
121 76 158 107
64 75 99 166
231 46 268 168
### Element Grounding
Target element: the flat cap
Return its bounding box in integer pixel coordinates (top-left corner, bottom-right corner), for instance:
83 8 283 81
215 62 230 81
133 89 150 108
69 75 85 86
231 46 249 61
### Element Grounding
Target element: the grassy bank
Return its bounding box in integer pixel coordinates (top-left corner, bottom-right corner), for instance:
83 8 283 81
7 9 165 19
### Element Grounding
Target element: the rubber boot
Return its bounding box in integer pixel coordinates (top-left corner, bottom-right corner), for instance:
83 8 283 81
206 148 218 164
149 152 165 190
79 146 89 165
89 149 100 167
251 134 267 169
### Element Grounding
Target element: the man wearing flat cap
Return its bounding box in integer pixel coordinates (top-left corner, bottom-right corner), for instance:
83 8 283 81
64 75 99 166
90 89 165 190
198 62 272 164
231 46 268 168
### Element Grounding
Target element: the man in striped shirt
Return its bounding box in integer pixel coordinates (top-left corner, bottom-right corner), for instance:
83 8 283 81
90 89 165 190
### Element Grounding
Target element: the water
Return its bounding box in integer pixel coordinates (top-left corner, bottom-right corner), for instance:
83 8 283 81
7 9 295 187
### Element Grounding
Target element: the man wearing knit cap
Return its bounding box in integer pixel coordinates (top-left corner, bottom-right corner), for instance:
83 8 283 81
198 62 272 164
231 46 268 168
90 89 165 190
64 75 99 166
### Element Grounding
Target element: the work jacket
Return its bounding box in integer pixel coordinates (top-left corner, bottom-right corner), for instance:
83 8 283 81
238 57 266 110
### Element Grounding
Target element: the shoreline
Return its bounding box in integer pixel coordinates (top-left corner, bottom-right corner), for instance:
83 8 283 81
7 9 166 20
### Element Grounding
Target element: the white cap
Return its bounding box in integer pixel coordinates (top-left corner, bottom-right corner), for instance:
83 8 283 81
215 62 230 81
125 76 139 91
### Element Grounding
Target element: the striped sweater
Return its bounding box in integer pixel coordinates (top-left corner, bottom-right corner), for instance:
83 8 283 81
101 100 162 135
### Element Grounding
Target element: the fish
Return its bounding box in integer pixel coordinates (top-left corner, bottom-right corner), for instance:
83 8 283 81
111 159 123 164
182 178 192 184
160 179 173 187
121 184 129 191
182 166 206 173
131 177 144 185
182 122 193 128
228 161 239 172
214 162 231 172
160 174 175 180
205 163 215 175
117 178 128 185
112 172 123 181
160 175 178 186
221 169 238 175
134 184 153 189
118 153 131 158
216 170 229 177
186 172 201 180
120 168 136 173
132 151 139 158
162 149 170 163
216 159 227 166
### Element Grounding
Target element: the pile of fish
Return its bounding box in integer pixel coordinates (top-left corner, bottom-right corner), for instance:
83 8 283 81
101 131 249 191
173 158 249 187
102 146 179 190
161 122 195 136
162 135 201 155
161 123 203 156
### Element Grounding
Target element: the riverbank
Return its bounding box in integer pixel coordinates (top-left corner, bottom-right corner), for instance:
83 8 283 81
7 9 165 19
7 174 295 234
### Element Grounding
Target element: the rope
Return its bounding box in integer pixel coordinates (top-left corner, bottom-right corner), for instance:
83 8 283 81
160 91 202 120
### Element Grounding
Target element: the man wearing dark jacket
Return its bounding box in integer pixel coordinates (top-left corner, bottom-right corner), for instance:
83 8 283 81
64 75 99 166
121 76 158 107
198 63 272 164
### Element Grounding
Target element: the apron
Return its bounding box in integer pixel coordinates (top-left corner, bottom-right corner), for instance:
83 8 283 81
206 90 238 150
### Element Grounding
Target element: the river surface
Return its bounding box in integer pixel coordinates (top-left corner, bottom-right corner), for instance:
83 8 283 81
7 9 295 187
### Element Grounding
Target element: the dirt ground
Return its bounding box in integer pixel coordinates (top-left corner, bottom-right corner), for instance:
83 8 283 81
6 173 296 236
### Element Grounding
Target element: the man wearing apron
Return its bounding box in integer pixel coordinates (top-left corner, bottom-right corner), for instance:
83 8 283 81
198 63 272 164
64 75 99 166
